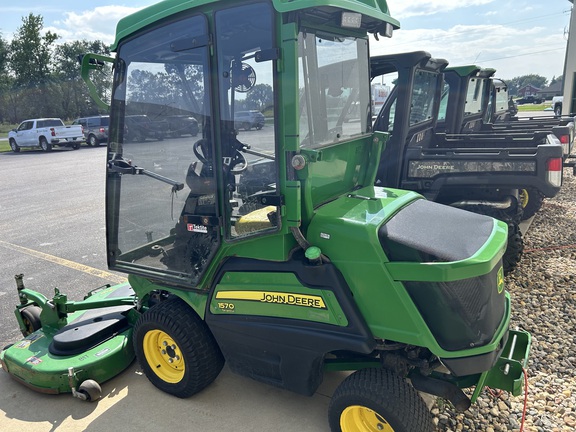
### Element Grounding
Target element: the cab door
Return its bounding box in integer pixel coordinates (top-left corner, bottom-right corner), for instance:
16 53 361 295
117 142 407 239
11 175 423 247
106 14 217 287
15 121 35 147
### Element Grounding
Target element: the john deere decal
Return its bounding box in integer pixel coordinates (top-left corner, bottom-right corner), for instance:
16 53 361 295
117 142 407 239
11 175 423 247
216 291 326 309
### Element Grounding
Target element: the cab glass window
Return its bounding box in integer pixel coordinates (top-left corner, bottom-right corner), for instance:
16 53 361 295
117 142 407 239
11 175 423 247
216 2 279 239
298 32 370 148
409 69 437 125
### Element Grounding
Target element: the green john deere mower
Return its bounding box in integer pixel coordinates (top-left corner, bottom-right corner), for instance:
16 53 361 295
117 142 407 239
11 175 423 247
1 1 530 430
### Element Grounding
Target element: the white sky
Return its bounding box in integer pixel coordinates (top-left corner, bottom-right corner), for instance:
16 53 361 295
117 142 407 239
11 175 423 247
0 0 572 82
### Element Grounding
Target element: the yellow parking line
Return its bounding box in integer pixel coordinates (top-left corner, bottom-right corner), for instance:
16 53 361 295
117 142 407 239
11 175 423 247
0 240 127 284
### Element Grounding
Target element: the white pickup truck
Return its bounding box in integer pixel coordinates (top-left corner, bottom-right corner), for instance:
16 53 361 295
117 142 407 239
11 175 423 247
8 118 84 152
552 96 563 117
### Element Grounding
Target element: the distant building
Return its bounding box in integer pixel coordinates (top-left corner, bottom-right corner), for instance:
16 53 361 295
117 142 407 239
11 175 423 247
538 80 563 100
517 84 542 97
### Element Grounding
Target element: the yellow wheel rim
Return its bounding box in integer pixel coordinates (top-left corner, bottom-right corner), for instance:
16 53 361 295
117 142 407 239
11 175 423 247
143 329 186 383
341 405 395 432
519 189 529 208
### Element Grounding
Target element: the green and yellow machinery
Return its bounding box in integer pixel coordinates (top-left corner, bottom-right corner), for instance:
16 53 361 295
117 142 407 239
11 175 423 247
1 1 530 430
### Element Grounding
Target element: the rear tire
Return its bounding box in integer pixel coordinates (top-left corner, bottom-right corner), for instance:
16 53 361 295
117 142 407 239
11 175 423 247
133 297 224 398
519 188 544 220
39 137 52 152
503 221 523 274
328 368 433 432
88 135 99 147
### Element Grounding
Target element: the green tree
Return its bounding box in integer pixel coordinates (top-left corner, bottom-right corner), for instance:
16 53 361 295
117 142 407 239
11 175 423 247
0 33 12 123
7 14 59 120
244 83 273 110
549 75 563 87
9 14 58 87
505 74 548 97
53 40 111 118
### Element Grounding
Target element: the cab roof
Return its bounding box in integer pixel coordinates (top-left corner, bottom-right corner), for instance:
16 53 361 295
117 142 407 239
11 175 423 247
111 0 400 50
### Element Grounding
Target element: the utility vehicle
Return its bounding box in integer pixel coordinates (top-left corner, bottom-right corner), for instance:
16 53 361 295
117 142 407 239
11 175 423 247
1 1 530 431
371 51 563 273
438 66 575 160
438 65 575 219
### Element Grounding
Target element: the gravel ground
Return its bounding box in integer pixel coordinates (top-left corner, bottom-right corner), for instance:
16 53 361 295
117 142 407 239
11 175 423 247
434 168 576 432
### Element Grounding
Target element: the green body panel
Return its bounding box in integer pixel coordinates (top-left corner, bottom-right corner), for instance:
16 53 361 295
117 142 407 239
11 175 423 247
306 185 509 358
110 0 400 50
210 272 348 325
298 135 386 218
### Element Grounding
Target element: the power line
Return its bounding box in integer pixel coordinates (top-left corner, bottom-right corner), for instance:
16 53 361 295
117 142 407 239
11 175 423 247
387 10 569 48
480 46 567 63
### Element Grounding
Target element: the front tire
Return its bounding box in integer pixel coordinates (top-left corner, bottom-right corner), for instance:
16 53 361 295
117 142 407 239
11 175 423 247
329 368 433 432
133 297 224 398
555 105 562 117
9 139 20 153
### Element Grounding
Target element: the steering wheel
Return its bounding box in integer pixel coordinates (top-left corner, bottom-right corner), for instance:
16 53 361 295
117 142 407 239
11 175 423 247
193 139 210 164
229 149 248 175
193 139 248 174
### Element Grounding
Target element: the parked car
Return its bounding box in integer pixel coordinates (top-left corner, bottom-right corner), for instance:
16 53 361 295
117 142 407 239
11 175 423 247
72 115 109 146
165 115 199 137
234 110 265 130
124 115 166 141
515 95 542 105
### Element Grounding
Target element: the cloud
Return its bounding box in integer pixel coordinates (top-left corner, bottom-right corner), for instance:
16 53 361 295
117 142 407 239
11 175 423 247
371 22 567 79
387 0 497 19
49 6 144 45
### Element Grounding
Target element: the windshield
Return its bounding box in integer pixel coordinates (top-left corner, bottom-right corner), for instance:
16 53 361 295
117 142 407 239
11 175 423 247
109 14 216 285
298 32 370 148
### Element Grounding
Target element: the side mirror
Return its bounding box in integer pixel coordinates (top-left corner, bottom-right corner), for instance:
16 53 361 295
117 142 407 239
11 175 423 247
80 53 115 110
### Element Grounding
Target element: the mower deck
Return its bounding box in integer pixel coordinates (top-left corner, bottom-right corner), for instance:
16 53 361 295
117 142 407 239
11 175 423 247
0 284 137 395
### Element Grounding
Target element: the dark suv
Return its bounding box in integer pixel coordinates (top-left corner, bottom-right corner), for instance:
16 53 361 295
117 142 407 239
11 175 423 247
234 110 265 130
165 115 199 137
124 115 167 141
72 115 110 146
